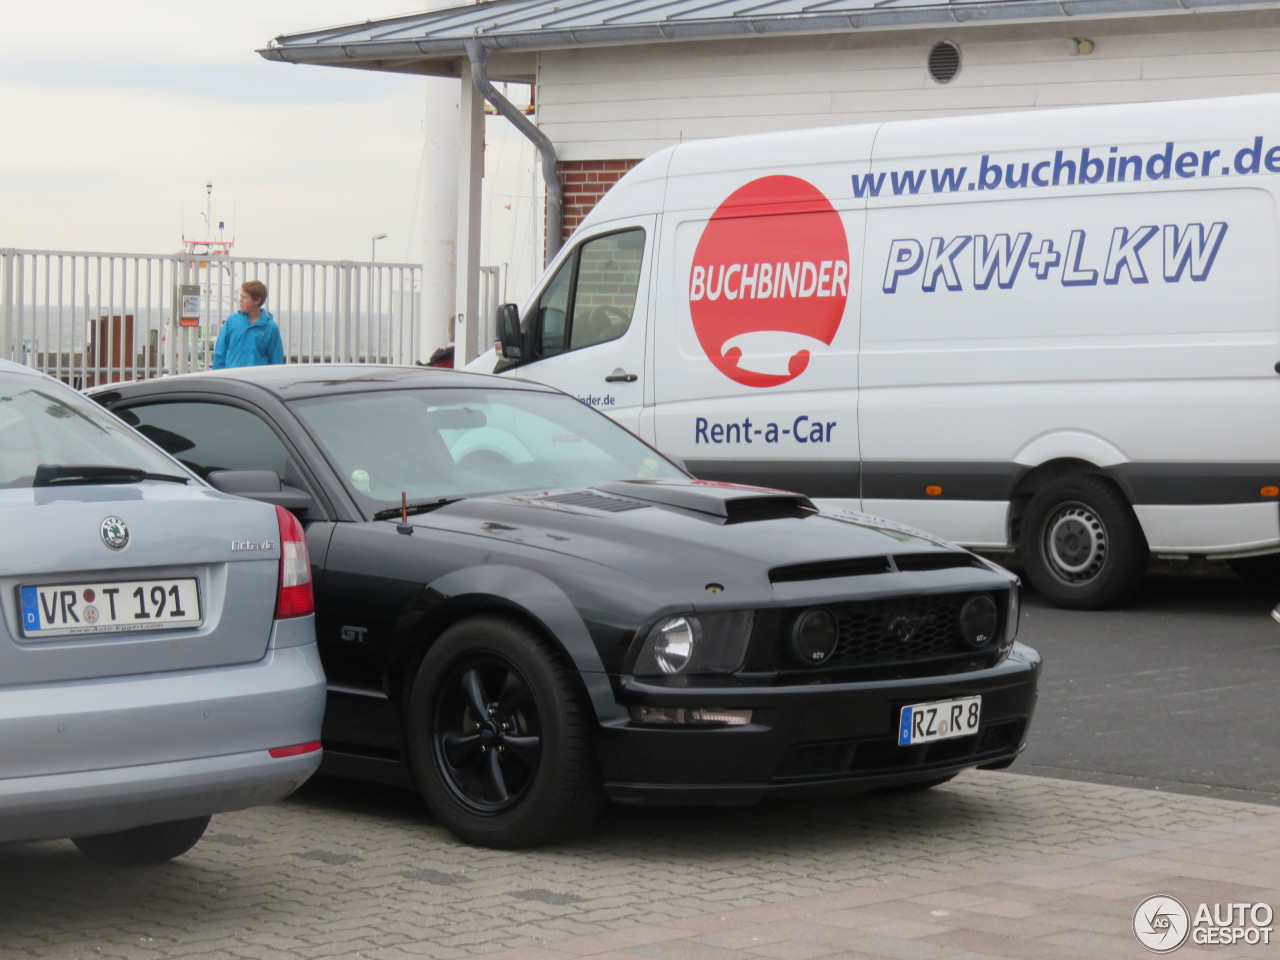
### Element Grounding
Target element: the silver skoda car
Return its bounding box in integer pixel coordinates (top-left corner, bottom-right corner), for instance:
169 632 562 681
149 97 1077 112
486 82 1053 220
0 360 324 864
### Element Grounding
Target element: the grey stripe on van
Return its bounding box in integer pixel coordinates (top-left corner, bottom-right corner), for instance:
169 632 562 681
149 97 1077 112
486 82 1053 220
688 459 1280 506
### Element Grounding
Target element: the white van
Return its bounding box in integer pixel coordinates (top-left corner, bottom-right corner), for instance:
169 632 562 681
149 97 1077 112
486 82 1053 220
471 92 1280 609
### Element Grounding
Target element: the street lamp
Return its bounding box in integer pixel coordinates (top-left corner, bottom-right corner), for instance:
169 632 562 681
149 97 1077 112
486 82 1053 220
371 232 388 262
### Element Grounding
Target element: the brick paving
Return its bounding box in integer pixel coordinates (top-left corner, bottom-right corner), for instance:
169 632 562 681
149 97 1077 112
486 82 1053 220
0 771 1276 959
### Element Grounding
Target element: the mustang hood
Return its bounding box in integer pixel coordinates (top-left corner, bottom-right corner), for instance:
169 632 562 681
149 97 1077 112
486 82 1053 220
412 479 995 600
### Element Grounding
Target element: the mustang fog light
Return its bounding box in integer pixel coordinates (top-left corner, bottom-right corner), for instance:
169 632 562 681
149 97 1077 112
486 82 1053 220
632 706 753 726
790 608 838 666
959 593 1000 648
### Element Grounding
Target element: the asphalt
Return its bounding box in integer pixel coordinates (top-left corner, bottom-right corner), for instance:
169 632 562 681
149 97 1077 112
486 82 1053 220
1 770 1276 959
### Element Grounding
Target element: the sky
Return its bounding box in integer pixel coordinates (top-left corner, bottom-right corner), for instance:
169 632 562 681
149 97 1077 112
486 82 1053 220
0 1 540 276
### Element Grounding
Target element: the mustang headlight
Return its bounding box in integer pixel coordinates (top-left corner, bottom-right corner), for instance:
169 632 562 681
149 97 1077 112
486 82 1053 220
999 584 1020 657
651 616 697 674
633 611 754 676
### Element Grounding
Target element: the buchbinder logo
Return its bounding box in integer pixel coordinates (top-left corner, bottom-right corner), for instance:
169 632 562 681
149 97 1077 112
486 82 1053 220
689 175 849 388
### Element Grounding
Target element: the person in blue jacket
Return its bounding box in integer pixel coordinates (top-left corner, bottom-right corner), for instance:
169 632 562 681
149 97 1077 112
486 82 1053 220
212 280 285 369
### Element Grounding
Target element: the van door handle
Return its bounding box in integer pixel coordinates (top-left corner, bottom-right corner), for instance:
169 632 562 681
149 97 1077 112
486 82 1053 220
605 370 638 383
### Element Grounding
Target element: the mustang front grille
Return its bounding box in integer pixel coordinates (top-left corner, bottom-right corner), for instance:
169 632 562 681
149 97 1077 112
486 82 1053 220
773 591 1007 673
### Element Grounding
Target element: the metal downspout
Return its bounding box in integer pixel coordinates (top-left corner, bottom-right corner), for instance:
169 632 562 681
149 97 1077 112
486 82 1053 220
464 38 563 262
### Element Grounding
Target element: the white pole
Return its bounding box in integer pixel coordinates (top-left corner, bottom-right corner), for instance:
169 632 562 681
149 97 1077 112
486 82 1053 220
455 78 484 367
420 69 460 363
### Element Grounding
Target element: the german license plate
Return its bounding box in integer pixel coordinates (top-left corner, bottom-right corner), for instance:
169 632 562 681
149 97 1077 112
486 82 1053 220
898 695 981 746
19 578 202 638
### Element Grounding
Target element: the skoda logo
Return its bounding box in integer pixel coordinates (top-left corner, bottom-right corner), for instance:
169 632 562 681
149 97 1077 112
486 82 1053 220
100 516 129 550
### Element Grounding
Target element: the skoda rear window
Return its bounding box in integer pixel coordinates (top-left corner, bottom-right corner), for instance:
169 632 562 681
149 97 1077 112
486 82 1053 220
0 373 184 488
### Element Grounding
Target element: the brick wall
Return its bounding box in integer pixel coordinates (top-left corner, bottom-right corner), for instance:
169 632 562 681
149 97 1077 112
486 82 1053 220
558 159 640 243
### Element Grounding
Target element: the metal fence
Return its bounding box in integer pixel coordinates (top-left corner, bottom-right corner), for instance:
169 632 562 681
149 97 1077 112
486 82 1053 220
0 248 429 387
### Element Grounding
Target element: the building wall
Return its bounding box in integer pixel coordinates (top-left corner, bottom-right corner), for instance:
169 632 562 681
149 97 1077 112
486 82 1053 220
535 10 1280 162
558 159 641 241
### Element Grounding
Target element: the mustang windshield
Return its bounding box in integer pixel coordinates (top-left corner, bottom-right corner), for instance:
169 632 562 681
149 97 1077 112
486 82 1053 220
291 387 685 506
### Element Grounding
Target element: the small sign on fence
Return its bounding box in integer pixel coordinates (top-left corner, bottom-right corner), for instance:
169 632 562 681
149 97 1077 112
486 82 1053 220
178 284 201 328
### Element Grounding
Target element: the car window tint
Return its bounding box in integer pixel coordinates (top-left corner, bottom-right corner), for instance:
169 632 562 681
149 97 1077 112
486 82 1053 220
568 229 644 351
291 387 684 506
0 372 180 487
534 257 573 357
122 402 289 480
294 393 454 500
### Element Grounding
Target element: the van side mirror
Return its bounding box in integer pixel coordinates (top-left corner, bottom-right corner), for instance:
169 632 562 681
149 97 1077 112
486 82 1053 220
496 303 523 361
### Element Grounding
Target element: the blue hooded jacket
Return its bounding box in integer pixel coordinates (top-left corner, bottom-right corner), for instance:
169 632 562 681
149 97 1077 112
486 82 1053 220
212 309 285 369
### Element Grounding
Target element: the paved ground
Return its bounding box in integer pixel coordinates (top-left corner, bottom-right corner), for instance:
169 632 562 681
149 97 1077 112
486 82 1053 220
1008 563 1280 806
2 770 1276 959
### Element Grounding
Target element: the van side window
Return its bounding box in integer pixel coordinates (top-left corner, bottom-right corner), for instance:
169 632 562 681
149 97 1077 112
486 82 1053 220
533 228 645 358
535 258 573 356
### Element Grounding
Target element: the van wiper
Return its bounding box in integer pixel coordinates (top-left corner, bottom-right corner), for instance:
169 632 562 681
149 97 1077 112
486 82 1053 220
372 497 465 521
34 464 191 486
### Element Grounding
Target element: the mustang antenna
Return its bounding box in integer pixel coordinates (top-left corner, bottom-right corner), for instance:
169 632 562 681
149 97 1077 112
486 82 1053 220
397 491 413 535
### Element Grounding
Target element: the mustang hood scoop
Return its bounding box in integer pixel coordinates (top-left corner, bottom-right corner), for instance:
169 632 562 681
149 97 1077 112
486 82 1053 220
594 479 817 522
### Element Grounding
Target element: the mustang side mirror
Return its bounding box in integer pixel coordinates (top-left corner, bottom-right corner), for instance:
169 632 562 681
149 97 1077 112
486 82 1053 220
206 469 315 513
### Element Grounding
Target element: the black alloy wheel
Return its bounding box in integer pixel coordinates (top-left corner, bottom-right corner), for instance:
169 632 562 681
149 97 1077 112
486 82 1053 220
435 657 540 814
407 616 602 848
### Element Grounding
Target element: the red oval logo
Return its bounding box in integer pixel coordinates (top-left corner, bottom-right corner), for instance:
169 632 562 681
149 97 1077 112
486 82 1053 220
689 175 850 388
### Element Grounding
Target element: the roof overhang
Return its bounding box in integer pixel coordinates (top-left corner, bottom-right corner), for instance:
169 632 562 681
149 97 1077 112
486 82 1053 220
258 0 1280 81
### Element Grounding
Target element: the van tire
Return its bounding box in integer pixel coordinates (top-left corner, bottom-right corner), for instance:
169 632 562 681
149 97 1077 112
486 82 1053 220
406 616 603 848
1022 475 1148 610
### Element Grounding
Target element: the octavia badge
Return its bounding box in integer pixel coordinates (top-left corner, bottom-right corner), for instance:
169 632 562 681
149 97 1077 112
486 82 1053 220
100 516 129 550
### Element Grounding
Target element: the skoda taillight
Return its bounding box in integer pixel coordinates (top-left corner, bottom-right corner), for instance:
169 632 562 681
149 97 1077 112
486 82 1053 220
275 505 314 619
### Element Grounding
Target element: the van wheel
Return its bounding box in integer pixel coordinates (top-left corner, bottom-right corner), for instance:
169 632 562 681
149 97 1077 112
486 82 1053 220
406 616 603 849
1022 475 1147 610
71 815 211 865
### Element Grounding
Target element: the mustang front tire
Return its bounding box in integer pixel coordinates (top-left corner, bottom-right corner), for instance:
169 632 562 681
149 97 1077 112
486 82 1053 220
407 616 603 848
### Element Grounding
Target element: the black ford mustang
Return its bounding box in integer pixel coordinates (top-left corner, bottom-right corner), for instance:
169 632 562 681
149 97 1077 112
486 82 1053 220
91 365 1040 848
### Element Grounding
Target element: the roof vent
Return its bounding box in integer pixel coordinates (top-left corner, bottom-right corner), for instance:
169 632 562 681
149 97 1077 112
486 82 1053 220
770 557 892 584
539 490 647 513
928 41 961 84
893 553 981 573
